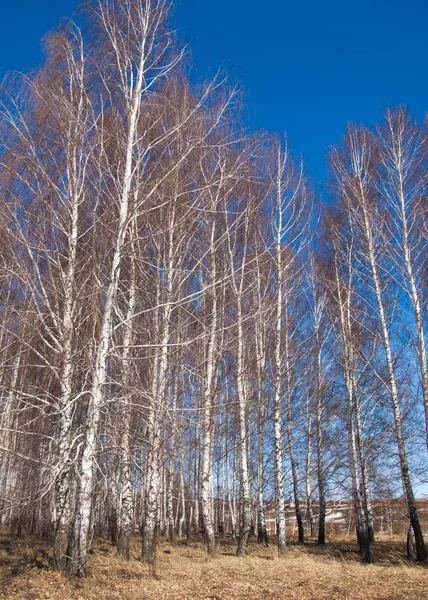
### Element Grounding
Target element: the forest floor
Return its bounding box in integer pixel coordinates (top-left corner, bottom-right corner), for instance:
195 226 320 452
1 533 428 600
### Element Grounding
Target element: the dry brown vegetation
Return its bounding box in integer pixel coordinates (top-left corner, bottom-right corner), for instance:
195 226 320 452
1 534 428 600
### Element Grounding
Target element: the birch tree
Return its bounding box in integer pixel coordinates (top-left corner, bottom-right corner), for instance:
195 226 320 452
377 109 428 454
330 126 427 562
269 139 309 555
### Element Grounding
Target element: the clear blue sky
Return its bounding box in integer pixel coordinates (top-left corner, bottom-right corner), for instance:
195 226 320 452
0 0 427 187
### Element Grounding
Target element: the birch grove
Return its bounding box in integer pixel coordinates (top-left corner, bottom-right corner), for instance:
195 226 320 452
0 0 427 576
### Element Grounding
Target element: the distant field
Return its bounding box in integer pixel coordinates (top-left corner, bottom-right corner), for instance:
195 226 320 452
1 534 428 600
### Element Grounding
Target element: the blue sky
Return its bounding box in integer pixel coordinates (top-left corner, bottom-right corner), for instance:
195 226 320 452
0 0 427 188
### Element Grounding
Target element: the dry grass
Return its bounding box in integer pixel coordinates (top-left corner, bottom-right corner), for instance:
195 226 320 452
1 534 428 600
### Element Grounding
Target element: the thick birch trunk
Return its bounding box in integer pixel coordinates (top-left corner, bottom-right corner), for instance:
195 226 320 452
53 184 79 571
0 357 20 529
142 416 162 563
201 412 215 555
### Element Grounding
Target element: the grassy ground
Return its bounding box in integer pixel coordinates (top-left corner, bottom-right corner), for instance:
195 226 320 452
1 534 428 600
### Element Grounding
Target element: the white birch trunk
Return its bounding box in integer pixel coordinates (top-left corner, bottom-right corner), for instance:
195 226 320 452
201 223 218 557
236 301 251 556
167 383 177 546
256 316 268 546
178 460 186 538
142 289 171 562
116 241 137 559
0 356 20 528
273 148 286 556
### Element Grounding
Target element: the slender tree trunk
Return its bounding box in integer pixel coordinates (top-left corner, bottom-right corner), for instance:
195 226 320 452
178 460 186 538
284 305 304 545
255 262 268 547
305 392 315 538
193 424 200 539
273 150 287 556
142 291 171 563
225 420 236 539
236 303 251 556
315 351 326 546
256 392 268 547
167 383 177 546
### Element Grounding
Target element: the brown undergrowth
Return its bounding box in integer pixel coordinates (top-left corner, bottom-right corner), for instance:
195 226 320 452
1 534 428 600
